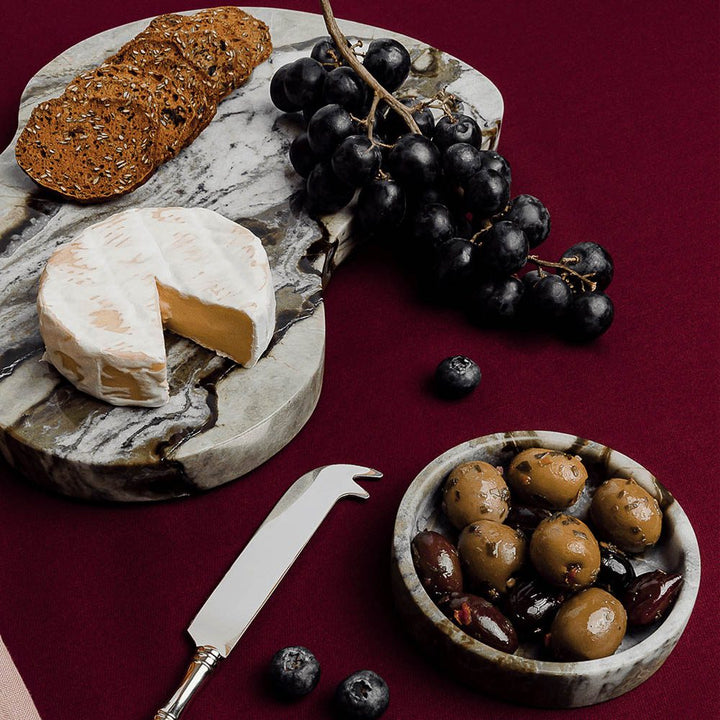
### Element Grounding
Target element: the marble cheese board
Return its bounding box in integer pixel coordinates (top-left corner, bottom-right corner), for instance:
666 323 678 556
0 7 503 502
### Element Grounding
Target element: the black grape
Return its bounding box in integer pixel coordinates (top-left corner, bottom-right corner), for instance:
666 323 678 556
363 38 411 92
356 179 406 233
475 220 528 276
331 135 381 186
306 104 357 157
305 161 355 216
387 134 442 188
282 57 327 109
432 114 482 151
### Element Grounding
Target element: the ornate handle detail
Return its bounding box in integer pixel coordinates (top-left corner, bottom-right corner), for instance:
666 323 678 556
154 646 223 720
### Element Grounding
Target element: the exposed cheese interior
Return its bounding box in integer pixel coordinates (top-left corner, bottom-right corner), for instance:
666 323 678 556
37 207 276 407
157 283 256 367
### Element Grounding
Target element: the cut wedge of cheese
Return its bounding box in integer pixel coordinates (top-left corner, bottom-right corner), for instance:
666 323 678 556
37 207 276 407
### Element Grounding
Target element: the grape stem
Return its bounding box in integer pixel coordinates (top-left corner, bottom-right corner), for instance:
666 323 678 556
319 0 422 135
527 254 597 291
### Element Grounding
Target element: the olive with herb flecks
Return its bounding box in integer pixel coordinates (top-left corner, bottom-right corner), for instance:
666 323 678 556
458 519 526 599
590 477 663 553
442 461 510 530
507 447 587 509
411 530 463 602
529 514 601 590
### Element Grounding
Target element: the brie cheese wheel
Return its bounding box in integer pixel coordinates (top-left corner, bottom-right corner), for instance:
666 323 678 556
37 207 276 407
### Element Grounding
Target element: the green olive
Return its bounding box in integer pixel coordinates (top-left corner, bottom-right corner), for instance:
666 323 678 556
590 477 662 553
458 519 526 598
529 514 601 589
548 588 627 660
442 461 510 530
507 448 587 509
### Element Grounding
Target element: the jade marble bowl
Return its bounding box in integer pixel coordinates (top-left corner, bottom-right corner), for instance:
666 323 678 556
391 430 701 708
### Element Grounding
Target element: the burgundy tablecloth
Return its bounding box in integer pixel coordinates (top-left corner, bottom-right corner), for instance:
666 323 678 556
1 1 718 718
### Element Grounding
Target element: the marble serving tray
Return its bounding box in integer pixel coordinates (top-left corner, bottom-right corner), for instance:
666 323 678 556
0 7 503 502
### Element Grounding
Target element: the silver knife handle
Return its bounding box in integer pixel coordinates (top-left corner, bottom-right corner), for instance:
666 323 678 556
154 646 223 720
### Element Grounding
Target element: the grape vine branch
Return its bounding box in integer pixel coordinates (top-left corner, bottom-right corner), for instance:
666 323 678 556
319 0 422 135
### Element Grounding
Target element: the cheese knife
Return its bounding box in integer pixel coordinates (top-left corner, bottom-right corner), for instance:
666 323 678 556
153 463 382 719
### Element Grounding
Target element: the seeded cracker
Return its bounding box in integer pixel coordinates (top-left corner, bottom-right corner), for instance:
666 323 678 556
195 7 272 70
15 96 159 202
66 65 165 163
138 14 237 101
15 8 272 202
108 39 216 144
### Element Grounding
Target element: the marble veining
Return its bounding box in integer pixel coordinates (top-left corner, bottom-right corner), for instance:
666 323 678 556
0 7 503 501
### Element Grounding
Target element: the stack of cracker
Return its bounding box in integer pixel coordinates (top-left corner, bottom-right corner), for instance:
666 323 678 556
15 7 272 203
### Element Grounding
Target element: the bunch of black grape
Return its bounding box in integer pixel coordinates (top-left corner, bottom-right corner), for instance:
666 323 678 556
270 35 615 342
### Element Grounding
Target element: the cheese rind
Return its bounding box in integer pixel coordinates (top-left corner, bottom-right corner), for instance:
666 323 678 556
37 207 276 407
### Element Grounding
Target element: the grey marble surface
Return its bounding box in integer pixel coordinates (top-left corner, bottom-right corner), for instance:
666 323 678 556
0 7 503 501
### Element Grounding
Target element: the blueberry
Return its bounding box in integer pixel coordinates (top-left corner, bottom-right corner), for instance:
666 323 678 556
434 355 481 399
268 646 321 699
334 670 390 719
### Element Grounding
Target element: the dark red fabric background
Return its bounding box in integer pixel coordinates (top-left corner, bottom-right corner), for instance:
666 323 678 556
1 1 718 718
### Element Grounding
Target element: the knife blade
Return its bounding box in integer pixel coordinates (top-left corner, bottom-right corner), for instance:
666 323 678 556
154 464 382 720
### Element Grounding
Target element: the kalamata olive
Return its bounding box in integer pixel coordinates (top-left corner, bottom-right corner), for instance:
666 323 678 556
507 448 587 509
623 570 683 626
505 504 553 535
548 587 627 661
529 514 601 589
597 542 636 596
445 593 518 653
504 577 566 637
589 477 663 553
442 461 511 530
411 530 463 602
458 520 526 600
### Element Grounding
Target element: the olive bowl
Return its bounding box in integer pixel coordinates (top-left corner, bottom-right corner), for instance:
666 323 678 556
390 430 701 708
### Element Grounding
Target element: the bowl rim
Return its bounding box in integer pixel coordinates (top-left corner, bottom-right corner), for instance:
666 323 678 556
393 429 702 678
